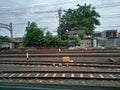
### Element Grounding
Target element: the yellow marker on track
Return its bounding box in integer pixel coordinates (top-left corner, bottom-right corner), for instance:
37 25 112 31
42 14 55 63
62 57 70 62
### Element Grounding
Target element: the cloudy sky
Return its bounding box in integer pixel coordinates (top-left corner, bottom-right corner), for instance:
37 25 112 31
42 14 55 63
0 0 120 38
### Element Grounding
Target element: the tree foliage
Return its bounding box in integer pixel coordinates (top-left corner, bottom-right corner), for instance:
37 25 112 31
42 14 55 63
23 22 44 47
43 31 61 47
0 36 10 49
23 22 82 47
0 35 10 42
58 4 100 39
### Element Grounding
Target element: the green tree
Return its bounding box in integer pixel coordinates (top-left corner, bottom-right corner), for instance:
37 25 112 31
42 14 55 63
23 22 44 47
45 31 52 37
0 35 10 42
58 3 100 39
0 36 10 49
43 32 61 47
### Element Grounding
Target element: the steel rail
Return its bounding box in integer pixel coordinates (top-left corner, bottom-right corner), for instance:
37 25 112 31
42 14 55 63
0 76 120 81
0 51 120 54
1 71 120 74
0 62 120 68
0 60 119 65
0 54 120 57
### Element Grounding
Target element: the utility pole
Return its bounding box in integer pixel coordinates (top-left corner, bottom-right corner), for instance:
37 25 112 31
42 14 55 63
28 21 30 27
9 22 13 49
58 8 62 39
0 22 14 49
101 0 103 5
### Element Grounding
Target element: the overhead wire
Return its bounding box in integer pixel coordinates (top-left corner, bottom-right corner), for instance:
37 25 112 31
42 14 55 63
0 1 120 19
0 0 86 12
1 0 120 31
95 2 120 8
96 25 120 28
0 1 120 14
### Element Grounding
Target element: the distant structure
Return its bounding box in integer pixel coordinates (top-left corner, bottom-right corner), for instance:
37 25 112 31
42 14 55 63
1 42 10 50
117 32 120 38
92 31 101 37
66 27 85 39
67 30 79 39
101 30 117 38
13 37 23 48
80 35 91 48
65 29 91 47
92 30 120 48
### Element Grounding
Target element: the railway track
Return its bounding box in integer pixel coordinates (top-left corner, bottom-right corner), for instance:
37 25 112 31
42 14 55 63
0 49 120 87
0 51 120 54
0 53 120 57
0 70 120 81
0 60 120 68
0 49 120 54
0 60 120 81
0 60 119 64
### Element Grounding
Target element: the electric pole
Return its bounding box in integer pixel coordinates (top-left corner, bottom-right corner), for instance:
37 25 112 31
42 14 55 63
0 22 14 49
58 8 62 39
9 22 13 49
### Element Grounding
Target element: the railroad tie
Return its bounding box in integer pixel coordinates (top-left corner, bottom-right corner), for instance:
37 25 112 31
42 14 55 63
35 73 40 77
62 73 65 77
99 74 104 78
71 74 74 77
109 74 115 78
80 74 83 78
18 73 23 77
44 73 48 77
53 73 57 77
1 73 7 77
39 80 43 83
27 73 31 77
9 73 15 77
90 74 94 78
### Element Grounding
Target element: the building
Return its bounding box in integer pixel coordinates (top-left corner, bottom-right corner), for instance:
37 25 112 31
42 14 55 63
13 37 23 48
117 32 120 38
101 30 117 38
67 30 79 39
92 30 120 48
92 31 101 37
65 29 120 48
1 42 10 49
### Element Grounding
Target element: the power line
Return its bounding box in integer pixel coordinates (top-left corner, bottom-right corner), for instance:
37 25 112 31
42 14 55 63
96 2 120 9
0 9 58 16
1 1 120 14
0 0 85 12
0 1 120 19
101 14 120 18
1 8 120 19
12 19 58 26
1 1 120 29
96 25 120 28
0 11 58 19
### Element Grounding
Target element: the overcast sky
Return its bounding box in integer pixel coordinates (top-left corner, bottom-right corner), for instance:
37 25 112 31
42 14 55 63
0 0 120 38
